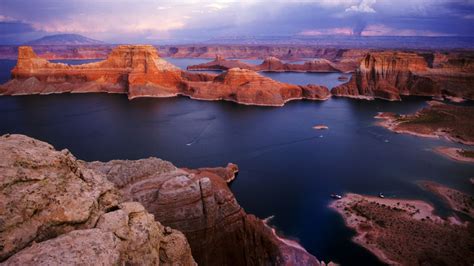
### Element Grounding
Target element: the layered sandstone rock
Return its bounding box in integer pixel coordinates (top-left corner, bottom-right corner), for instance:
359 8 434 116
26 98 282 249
332 51 474 100
1 45 329 106
0 134 195 265
87 159 321 265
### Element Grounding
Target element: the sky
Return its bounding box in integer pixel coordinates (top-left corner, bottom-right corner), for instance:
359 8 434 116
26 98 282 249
0 0 473 44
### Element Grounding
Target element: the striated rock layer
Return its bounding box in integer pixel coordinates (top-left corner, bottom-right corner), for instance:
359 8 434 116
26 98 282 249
88 160 321 265
0 45 330 106
332 51 474 101
0 134 322 265
0 134 195 265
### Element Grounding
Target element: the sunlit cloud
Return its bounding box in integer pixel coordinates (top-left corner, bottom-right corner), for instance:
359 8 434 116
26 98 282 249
345 0 377 13
361 24 453 37
299 28 354 36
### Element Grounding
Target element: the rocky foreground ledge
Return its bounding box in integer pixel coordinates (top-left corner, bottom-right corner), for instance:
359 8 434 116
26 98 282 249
0 134 321 265
0 45 330 106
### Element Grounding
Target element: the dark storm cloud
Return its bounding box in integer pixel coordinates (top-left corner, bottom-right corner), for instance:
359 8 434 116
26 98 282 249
0 0 473 43
0 21 35 34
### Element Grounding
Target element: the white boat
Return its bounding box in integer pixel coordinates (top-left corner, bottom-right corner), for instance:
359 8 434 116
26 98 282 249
331 194 342 199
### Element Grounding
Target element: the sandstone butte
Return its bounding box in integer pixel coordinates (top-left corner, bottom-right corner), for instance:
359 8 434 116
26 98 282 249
0 134 323 265
0 45 331 106
187 55 358 73
332 51 474 101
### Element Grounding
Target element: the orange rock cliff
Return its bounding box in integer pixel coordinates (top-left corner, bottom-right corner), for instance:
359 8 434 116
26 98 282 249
0 45 330 106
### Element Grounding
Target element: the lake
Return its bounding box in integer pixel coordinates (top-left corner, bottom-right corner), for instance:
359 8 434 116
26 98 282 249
1 58 473 265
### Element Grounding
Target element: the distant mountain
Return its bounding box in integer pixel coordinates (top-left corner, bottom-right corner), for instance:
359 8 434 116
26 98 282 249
26 34 105 45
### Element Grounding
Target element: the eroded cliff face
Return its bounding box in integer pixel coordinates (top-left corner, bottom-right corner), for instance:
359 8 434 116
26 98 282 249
87 159 321 266
0 134 195 265
1 45 330 106
332 51 474 101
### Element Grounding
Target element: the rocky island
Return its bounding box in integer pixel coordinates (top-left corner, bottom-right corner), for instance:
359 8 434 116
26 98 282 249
0 45 330 106
0 134 322 265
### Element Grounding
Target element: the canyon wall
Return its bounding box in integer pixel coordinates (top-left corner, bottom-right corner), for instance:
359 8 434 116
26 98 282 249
332 51 474 101
88 160 321 265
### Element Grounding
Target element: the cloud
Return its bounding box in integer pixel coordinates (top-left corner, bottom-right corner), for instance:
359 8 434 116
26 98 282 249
361 24 453 37
299 27 354 36
345 0 376 13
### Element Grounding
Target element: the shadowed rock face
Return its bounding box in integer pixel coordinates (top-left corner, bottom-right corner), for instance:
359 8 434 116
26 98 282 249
332 51 474 101
0 134 196 265
88 160 321 266
1 45 329 106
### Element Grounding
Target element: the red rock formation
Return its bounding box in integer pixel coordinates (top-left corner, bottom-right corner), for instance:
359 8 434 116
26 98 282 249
1 45 330 106
87 160 321 266
332 51 474 101
183 68 330 106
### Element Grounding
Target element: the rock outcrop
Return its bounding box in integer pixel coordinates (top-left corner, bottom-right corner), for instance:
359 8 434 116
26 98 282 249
1 45 330 106
0 134 322 265
332 51 474 101
183 68 330 106
87 159 321 265
0 134 195 265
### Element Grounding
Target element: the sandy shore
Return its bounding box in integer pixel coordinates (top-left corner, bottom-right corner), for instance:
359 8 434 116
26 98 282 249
434 146 474 163
329 193 473 265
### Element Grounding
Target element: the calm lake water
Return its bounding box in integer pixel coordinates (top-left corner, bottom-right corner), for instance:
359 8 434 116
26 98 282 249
1 58 473 265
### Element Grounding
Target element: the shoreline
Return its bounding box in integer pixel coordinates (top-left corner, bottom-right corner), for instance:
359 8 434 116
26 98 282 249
434 146 474 163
